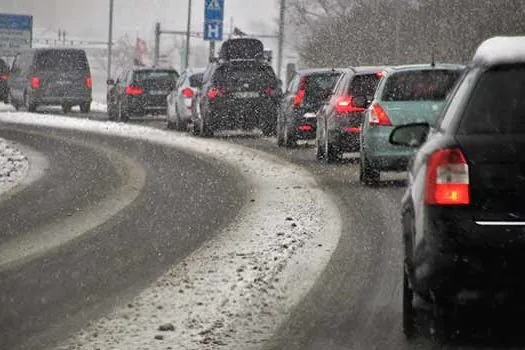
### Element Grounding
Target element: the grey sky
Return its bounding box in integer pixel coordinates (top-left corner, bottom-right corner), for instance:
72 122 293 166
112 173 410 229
1 0 279 41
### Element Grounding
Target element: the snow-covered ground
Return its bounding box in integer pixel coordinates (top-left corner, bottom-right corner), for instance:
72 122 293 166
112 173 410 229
0 137 29 197
0 112 342 350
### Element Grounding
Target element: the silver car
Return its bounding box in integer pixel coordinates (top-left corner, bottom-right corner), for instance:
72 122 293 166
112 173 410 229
166 68 204 131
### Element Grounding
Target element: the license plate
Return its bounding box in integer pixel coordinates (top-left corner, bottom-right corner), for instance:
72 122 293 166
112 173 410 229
149 90 167 95
234 91 259 98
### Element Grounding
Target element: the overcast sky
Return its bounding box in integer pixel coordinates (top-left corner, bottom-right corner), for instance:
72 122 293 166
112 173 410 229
1 0 279 41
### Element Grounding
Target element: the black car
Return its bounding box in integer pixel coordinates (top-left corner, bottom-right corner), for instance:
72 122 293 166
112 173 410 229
193 38 281 136
107 67 179 121
0 58 9 104
390 36 525 338
316 66 385 162
8 48 92 113
277 68 342 148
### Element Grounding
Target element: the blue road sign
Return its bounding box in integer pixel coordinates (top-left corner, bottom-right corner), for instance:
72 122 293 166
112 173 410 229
0 14 33 31
204 0 224 22
0 13 33 56
204 0 224 41
204 21 223 41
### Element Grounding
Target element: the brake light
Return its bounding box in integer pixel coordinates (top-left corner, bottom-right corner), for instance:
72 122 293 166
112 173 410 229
265 87 273 96
125 85 144 95
293 76 307 107
369 103 392 126
376 70 386 78
86 77 93 89
207 87 226 99
32 77 40 89
425 148 470 205
0 73 8 81
334 96 365 114
182 88 194 98
297 125 313 132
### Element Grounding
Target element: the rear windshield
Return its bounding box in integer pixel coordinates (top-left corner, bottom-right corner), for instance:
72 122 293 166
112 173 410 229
35 50 89 72
459 65 525 134
305 73 340 97
0 59 7 73
220 39 264 60
133 70 179 81
349 74 381 99
189 73 204 88
382 69 462 101
213 64 277 87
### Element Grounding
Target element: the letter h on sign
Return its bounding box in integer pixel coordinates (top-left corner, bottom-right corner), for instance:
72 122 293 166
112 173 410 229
205 22 222 41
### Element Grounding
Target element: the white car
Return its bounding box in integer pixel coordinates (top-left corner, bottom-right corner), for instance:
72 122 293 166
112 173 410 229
166 68 205 131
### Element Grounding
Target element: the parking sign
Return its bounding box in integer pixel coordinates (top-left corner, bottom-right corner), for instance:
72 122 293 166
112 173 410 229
0 14 33 57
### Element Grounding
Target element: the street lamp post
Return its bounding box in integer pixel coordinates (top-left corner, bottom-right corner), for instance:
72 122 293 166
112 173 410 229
277 0 286 80
184 0 192 69
107 0 114 81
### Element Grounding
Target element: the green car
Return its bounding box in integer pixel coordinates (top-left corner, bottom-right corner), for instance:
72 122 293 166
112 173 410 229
359 64 465 184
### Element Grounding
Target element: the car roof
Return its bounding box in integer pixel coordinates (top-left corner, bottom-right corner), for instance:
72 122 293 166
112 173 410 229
296 68 345 75
472 36 525 67
384 63 465 73
133 66 177 72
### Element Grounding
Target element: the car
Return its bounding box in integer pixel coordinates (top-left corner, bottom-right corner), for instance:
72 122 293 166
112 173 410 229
277 68 342 148
107 67 179 121
8 48 92 113
359 63 465 184
390 36 525 338
193 38 281 137
316 67 385 161
0 58 9 104
166 68 204 131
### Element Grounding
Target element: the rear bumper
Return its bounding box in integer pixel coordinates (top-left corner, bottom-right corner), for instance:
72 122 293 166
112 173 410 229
31 88 92 106
328 112 365 152
127 95 168 115
362 125 415 170
290 115 317 140
413 206 525 305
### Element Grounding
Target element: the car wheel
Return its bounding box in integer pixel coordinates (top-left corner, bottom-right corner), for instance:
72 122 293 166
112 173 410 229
117 100 129 122
175 117 188 132
80 102 91 114
198 111 213 137
324 136 341 163
24 92 37 112
360 151 380 185
260 114 276 137
403 267 417 339
316 138 325 160
167 119 175 130
62 103 72 113
283 124 297 148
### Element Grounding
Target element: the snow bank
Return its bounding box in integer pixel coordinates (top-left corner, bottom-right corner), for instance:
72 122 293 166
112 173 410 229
0 112 342 350
0 137 29 197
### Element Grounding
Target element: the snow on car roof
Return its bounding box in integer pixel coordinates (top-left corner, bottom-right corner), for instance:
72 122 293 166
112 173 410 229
473 36 525 66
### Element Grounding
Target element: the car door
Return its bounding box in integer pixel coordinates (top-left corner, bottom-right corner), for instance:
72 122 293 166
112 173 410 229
325 72 350 137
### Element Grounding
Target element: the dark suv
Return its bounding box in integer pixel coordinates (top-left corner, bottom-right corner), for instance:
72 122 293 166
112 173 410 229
390 36 525 338
107 67 179 121
193 38 281 136
277 68 342 147
0 58 9 103
8 48 92 113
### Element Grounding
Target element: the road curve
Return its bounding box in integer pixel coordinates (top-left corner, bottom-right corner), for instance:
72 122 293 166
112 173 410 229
0 124 247 350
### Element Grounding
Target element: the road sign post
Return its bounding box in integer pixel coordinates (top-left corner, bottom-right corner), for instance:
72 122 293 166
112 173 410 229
204 0 224 61
0 14 33 58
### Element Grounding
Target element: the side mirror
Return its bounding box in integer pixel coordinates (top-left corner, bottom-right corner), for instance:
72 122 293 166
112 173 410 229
107 79 115 85
389 123 430 148
351 95 367 109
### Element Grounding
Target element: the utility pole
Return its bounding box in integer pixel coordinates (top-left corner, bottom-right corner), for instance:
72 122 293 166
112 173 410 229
154 22 161 66
184 0 192 69
209 41 215 62
107 0 114 81
277 0 286 80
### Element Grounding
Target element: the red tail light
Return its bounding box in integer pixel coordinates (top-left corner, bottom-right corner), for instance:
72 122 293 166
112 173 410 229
297 125 313 132
182 88 194 98
265 87 273 96
207 87 226 99
425 148 470 205
32 77 40 89
334 96 366 114
293 76 307 107
125 85 144 95
86 77 93 89
369 103 392 126
0 73 8 81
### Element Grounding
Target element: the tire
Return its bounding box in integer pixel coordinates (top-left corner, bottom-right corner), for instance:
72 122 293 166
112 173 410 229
260 114 276 137
117 100 129 122
175 117 188 132
316 139 324 160
360 151 380 185
324 136 341 163
80 102 91 114
403 268 417 339
24 92 37 112
283 124 297 148
277 127 285 147
167 119 175 130
199 117 213 137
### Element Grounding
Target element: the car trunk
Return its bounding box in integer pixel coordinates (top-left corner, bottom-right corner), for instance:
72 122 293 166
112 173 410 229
381 101 446 126
39 70 87 97
214 63 276 99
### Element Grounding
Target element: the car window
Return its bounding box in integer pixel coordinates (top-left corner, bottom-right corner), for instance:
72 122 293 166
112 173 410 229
459 65 525 134
133 70 179 82
288 74 300 93
0 59 8 74
382 69 462 101
176 72 187 88
349 74 380 99
35 50 89 72
189 73 204 88
305 73 341 98
213 64 277 88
